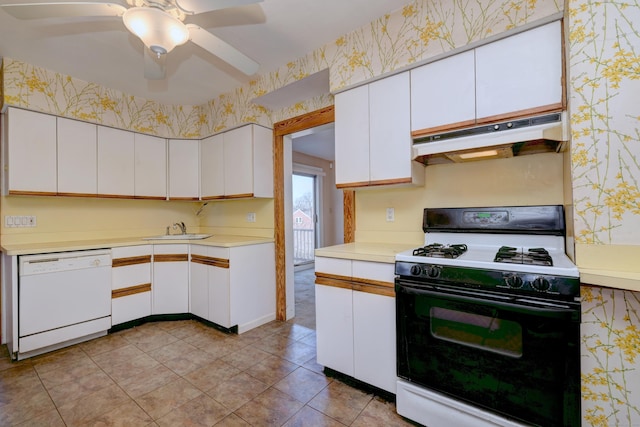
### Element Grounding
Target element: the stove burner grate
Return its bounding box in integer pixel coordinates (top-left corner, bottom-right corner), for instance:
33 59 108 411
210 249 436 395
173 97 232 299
413 243 468 259
494 246 553 266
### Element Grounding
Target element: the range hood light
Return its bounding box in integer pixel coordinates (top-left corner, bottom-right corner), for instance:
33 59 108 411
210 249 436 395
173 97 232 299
458 149 499 160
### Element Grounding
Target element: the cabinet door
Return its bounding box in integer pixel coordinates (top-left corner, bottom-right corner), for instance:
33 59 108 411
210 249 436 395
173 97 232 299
190 260 209 320
315 284 354 376
411 50 476 132
369 72 412 184
475 21 563 120
209 263 231 327
251 125 274 198
153 244 189 314
353 290 396 393
168 139 199 200
57 117 97 196
200 134 225 199
97 126 135 197
6 108 57 194
223 126 254 197
334 85 370 187
135 134 167 199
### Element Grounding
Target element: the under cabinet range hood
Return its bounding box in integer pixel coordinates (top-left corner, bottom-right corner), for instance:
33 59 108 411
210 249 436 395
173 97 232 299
412 112 568 165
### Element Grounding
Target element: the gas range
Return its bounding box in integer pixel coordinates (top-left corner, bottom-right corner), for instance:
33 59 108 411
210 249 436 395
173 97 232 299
395 206 580 301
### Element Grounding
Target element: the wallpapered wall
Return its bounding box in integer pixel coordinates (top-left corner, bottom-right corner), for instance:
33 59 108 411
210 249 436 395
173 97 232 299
2 0 639 425
569 0 640 426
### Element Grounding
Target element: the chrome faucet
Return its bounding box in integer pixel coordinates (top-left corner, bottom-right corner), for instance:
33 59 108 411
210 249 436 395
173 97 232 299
172 222 187 235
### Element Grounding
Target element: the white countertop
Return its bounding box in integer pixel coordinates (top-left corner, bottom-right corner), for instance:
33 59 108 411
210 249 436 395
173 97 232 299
315 242 417 264
1 235 275 256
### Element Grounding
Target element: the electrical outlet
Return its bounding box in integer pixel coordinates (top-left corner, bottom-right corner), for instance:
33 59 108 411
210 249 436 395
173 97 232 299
386 207 395 222
246 212 256 223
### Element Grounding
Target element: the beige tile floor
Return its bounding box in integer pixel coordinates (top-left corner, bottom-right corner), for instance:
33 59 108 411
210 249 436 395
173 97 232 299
0 270 417 426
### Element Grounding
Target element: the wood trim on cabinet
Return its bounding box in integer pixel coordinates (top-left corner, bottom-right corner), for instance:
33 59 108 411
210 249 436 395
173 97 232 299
315 271 352 283
367 177 413 187
154 254 188 262
224 193 254 199
273 105 338 321
315 276 353 291
168 197 200 201
97 194 136 199
112 255 152 268
352 282 395 297
8 190 57 196
351 276 394 289
112 283 151 299
336 181 370 189
56 192 97 198
343 190 355 243
134 196 167 200
316 273 395 297
190 254 230 268
201 195 226 201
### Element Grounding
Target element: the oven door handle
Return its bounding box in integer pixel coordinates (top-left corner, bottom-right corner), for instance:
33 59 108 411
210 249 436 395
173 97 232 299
398 284 578 319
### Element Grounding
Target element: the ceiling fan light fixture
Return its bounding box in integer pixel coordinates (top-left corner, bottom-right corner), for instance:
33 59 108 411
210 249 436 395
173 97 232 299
123 7 189 55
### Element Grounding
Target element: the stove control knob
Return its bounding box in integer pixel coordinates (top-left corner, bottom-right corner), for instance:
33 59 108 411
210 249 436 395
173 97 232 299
426 265 441 278
532 277 551 292
410 265 423 276
505 274 523 289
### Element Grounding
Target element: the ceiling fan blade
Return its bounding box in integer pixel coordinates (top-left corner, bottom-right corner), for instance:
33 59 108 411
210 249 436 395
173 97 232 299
176 0 262 15
187 24 259 75
0 1 127 19
144 48 166 80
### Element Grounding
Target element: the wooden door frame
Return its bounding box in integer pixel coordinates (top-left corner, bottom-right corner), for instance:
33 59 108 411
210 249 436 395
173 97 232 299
272 105 355 320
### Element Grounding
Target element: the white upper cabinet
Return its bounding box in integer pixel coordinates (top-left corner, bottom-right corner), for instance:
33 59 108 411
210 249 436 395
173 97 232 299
335 72 423 188
169 139 199 200
5 108 57 195
475 20 563 120
134 134 167 199
97 126 135 197
201 124 273 200
411 50 476 132
411 20 563 135
57 117 97 196
200 134 225 199
335 84 370 187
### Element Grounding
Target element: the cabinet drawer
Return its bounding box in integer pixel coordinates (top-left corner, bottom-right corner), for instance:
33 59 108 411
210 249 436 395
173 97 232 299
352 260 395 283
315 257 352 279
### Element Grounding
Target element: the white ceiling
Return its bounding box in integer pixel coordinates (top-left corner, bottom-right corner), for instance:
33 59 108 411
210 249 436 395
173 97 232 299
292 123 334 161
0 0 410 105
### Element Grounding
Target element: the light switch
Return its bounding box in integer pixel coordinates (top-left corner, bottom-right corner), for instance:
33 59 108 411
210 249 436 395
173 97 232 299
246 212 256 223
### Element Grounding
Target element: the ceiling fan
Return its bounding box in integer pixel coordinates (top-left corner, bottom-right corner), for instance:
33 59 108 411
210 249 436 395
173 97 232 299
0 0 262 79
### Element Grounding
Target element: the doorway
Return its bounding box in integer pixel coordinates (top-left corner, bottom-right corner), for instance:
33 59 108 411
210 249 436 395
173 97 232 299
292 172 318 269
273 106 355 322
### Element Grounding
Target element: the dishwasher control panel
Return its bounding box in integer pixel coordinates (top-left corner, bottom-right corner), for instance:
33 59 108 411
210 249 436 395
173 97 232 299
19 250 112 275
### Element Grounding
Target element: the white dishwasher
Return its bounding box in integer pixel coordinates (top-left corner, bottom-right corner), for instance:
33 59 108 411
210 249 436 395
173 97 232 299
18 249 112 358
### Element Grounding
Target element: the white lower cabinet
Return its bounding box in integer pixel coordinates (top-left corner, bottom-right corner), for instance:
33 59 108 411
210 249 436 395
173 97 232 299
152 244 189 314
189 243 275 332
111 246 152 325
315 257 397 393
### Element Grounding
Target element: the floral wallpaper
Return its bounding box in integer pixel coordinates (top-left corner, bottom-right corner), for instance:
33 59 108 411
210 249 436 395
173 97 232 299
569 0 640 425
2 0 638 425
581 286 640 426
569 1 640 245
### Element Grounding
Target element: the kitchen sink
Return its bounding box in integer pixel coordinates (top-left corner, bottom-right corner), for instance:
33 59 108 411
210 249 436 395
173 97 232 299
142 234 212 240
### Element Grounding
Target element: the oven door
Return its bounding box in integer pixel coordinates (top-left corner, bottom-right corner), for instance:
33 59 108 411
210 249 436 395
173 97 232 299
396 278 580 427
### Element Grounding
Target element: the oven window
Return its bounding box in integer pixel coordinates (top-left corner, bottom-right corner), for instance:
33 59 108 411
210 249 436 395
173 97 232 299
430 307 522 358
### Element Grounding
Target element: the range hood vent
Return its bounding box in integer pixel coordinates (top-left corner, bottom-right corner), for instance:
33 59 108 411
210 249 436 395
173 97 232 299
413 112 568 165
